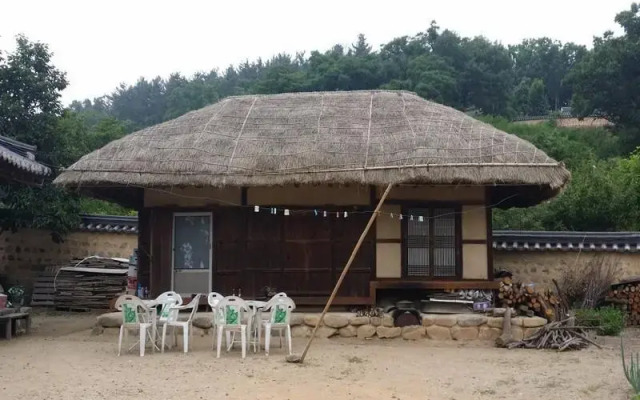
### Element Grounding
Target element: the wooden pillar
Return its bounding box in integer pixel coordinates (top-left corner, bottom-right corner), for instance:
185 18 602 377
137 208 151 290
150 208 173 297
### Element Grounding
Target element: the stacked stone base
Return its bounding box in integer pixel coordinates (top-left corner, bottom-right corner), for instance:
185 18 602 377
290 313 547 341
94 311 547 342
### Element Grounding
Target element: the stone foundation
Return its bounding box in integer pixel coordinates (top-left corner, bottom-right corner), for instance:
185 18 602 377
96 311 548 342
289 312 547 341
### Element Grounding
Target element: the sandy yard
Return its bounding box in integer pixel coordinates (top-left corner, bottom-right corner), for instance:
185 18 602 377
0 312 636 400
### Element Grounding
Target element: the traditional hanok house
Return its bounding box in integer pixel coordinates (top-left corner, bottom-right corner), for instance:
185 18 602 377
0 135 50 186
53 91 570 306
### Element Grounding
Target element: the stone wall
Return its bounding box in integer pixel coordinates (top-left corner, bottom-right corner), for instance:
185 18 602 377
0 229 136 287
287 312 547 341
494 251 640 289
104 311 546 343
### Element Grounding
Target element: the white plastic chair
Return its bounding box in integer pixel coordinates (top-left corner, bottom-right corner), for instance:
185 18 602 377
156 291 184 319
216 296 249 359
161 294 201 353
155 291 183 344
207 292 225 349
153 291 182 351
268 292 289 301
262 296 296 356
246 300 267 353
115 294 156 357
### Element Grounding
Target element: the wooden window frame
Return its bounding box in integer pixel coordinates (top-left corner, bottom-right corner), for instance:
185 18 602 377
401 203 462 280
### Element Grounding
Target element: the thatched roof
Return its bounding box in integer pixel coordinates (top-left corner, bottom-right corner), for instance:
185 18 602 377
55 90 570 207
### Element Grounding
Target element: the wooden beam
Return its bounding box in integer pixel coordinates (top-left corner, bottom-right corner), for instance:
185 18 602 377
370 279 500 291
486 187 494 280
291 296 372 306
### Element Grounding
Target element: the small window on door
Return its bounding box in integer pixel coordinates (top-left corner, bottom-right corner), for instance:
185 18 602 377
404 207 459 278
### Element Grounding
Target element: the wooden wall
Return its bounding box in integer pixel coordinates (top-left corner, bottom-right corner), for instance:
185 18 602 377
144 206 373 302
143 184 493 302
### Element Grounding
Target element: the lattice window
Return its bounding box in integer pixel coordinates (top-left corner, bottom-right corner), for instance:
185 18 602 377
405 207 458 278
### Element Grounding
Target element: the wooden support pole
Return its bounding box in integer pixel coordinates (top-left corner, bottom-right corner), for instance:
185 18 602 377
297 183 393 363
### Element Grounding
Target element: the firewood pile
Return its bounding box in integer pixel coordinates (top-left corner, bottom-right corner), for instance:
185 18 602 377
498 276 561 320
54 257 128 310
605 278 640 324
508 318 601 351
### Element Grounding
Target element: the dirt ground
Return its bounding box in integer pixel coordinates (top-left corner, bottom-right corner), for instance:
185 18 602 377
0 311 636 400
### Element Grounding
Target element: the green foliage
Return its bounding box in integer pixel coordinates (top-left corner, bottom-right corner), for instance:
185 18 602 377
407 54 459 104
575 307 625 336
509 38 587 111
73 25 538 127
78 198 136 216
68 17 597 132
478 117 640 231
527 78 549 116
569 3 640 146
0 35 67 158
479 116 621 167
0 35 134 242
0 36 82 239
621 338 640 398
0 184 81 242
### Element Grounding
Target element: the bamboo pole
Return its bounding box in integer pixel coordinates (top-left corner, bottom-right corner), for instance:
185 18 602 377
294 183 393 363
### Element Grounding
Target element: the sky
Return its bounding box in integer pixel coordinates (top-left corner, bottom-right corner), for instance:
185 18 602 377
0 0 632 105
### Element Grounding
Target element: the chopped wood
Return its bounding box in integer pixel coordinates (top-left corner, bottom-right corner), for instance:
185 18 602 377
507 319 600 351
605 281 640 325
498 277 561 321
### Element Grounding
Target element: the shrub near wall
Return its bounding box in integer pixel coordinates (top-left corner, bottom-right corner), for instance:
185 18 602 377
575 307 625 336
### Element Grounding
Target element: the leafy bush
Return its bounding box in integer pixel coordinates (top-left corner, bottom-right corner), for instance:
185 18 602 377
575 307 625 336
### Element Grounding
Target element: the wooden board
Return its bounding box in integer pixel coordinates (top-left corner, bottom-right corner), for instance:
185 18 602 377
208 207 375 301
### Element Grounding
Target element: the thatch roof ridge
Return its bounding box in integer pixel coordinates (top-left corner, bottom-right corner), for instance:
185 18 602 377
54 90 570 207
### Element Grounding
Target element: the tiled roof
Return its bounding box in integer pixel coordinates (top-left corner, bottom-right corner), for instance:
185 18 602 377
76 214 640 253
493 231 640 253
78 214 138 234
0 135 51 177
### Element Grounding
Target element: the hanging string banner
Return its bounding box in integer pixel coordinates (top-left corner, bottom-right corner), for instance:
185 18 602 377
111 183 517 222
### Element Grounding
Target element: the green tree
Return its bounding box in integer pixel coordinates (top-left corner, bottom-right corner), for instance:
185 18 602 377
527 78 549 115
459 37 514 115
569 3 640 145
0 36 83 240
509 38 586 110
253 53 306 94
511 78 531 115
351 34 372 56
485 116 634 231
110 77 167 129
406 54 459 105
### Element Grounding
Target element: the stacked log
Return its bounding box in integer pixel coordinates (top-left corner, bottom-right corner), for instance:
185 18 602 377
606 282 638 324
498 276 560 320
